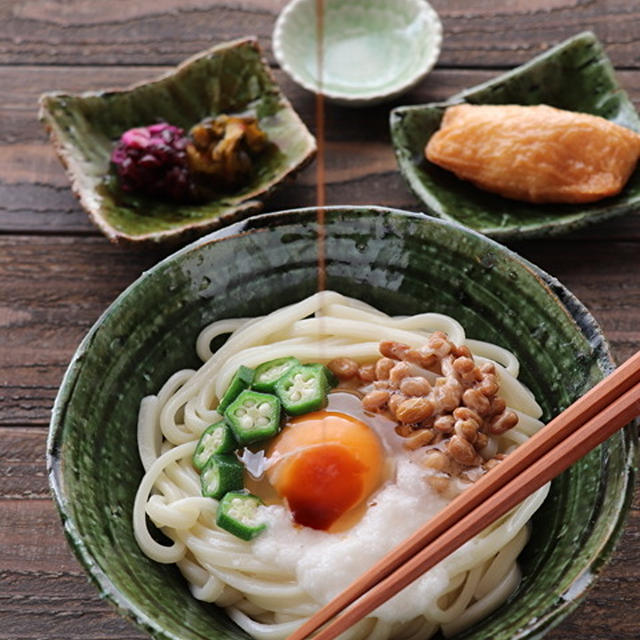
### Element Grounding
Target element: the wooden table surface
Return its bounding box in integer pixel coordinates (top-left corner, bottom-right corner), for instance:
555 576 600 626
1 1 639 638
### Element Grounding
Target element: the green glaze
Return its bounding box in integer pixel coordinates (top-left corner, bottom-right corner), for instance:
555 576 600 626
38 38 316 245
48 207 636 640
390 32 640 239
273 0 442 106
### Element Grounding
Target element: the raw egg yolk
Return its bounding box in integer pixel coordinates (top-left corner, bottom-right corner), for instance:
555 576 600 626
267 411 384 531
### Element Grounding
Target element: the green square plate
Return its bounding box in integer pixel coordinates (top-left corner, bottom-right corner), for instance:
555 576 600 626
39 38 316 246
390 32 640 239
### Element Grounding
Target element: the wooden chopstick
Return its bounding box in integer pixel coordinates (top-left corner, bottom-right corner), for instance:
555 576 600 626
310 380 640 640
288 350 640 640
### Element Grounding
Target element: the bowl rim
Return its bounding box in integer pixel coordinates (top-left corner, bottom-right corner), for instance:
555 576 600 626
272 0 443 105
47 205 637 640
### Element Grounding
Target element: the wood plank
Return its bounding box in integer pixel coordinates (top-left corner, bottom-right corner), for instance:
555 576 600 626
2 65 640 238
0 491 638 639
0 428 50 498
0 236 165 426
1 499 85 573
1 234 639 427
0 0 287 66
1 0 640 69
0 500 147 639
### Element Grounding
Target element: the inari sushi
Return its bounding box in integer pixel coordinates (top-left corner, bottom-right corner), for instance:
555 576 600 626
425 103 640 204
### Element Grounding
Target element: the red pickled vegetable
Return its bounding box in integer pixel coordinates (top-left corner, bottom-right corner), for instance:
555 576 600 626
111 123 193 201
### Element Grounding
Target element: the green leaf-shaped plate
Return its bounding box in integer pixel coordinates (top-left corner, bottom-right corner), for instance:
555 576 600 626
390 32 640 239
39 38 316 246
48 207 636 640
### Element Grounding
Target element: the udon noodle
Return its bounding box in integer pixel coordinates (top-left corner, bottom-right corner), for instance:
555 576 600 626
134 291 549 639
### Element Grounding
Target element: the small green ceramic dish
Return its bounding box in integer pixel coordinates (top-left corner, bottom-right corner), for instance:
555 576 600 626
273 0 442 106
48 206 636 640
39 38 316 246
391 32 640 239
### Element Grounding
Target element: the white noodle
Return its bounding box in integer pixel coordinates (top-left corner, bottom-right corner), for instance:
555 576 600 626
133 292 549 639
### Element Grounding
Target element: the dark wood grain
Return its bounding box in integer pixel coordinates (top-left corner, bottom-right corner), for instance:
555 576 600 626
2 1 639 639
0 428 50 498
1 495 148 639
0 236 165 426
1 0 640 68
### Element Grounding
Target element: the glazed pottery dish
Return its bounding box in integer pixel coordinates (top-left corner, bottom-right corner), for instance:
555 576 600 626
391 32 640 239
273 0 442 105
39 38 316 246
48 207 636 640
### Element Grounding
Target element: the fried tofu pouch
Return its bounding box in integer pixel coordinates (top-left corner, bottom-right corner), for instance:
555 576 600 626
425 104 640 203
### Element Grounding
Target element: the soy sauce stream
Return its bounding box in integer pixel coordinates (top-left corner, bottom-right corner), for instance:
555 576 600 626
315 0 329 450
315 0 326 292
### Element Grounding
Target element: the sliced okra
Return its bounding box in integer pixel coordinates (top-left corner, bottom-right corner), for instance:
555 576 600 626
192 421 237 471
252 356 300 393
216 492 266 541
200 453 244 500
224 390 281 445
274 363 333 415
217 365 254 414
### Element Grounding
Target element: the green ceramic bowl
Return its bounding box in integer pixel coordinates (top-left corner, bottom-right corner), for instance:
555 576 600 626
273 0 442 106
39 38 316 246
391 32 640 239
48 206 636 640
